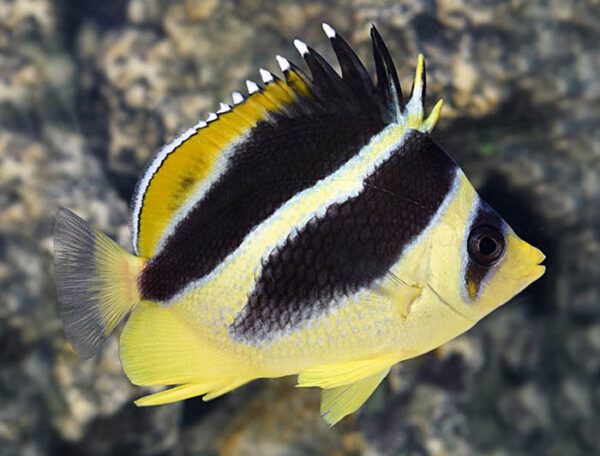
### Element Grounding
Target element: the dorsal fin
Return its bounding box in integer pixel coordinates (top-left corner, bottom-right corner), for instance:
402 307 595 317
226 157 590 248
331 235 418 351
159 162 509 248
371 26 404 120
131 79 307 257
131 24 443 258
323 23 379 117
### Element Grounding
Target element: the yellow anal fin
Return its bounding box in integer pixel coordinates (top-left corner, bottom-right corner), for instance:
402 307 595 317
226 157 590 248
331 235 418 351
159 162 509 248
120 302 240 387
298 355 396 389
135 377 250 406
203 378 250 401
135 383 216 406
321 368 390 426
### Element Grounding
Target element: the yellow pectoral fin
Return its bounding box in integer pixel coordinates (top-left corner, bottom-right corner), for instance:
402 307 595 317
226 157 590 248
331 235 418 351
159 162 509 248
321 368 390 426
365 273 423 319
298 355 396 389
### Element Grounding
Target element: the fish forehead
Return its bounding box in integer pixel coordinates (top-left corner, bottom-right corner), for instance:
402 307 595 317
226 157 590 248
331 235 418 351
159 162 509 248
229 131 458 344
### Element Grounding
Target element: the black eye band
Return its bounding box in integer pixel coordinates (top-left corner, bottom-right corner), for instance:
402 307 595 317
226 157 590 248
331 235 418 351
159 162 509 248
467 224 505 267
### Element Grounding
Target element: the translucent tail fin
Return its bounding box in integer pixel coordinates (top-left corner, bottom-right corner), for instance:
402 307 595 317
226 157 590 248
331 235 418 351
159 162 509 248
54 207 145 358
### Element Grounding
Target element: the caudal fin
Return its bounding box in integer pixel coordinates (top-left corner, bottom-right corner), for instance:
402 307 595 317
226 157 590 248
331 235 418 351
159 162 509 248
54 207 145 358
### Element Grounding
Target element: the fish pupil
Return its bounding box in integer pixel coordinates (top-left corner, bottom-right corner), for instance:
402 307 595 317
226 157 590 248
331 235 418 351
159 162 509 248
479 236 497 256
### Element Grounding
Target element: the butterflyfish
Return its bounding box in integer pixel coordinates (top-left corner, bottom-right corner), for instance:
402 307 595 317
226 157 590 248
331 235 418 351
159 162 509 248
54 24 546 426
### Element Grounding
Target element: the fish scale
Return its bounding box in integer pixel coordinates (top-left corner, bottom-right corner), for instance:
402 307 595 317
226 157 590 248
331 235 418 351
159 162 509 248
231 131 457 344
140 115 383 301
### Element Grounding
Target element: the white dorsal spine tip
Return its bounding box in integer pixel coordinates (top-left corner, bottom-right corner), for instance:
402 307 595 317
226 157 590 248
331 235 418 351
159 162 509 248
194 120 207 129
217 102 231 113
259 68 274 83
206 112 218 122
275 55 290 72
322 23 336 38
231 91 244 104
293 39 309 56
246 80 260 94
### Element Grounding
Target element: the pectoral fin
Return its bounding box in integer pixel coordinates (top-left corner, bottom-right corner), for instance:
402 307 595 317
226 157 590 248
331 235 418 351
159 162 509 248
320 368 390 426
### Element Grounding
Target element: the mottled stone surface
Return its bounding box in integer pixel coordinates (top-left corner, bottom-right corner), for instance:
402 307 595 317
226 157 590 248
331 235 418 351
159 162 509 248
0 0 598 454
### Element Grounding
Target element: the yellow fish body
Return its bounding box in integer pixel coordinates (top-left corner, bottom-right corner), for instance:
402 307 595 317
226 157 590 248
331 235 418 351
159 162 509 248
54 24 545 426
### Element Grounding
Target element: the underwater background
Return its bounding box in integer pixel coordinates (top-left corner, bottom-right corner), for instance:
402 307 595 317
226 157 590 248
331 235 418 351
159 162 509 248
1 0 599 454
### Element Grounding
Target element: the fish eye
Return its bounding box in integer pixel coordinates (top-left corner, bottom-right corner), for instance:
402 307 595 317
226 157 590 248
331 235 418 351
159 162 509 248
467 224 505 267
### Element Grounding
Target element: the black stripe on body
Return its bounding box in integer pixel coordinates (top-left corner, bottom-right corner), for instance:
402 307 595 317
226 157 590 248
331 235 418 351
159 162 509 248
140 114 385 301
231 131 457 343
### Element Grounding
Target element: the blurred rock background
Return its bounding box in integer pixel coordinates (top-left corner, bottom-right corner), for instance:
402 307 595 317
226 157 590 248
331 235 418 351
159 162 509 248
0 0 598 454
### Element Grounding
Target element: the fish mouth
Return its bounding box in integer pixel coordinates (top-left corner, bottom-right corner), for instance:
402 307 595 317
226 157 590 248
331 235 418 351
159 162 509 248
530 249 546 281
523 246 546 283
529 264 546 283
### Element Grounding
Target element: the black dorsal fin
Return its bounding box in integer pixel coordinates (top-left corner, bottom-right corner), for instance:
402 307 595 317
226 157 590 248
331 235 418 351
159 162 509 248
293 39 357 114
370 25 404 120
287 24 415 123
323 23 379 117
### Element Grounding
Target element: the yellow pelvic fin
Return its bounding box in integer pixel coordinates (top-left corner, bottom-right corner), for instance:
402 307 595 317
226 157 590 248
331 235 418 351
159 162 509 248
296 276 417 390
120 302 242 388
320 368 390 426
298 355 397 389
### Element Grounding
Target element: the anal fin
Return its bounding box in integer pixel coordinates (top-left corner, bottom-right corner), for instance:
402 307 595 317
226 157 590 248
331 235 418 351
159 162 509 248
134 378 249 406
120 302 241 388
321 368 390 426
135 383 216 406
122 302 253 406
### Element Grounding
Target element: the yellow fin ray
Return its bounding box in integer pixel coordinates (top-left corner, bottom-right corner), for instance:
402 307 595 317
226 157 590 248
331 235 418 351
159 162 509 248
203 378 250 401
321 368 390 426
134 377 250 406
135 383 217 406
423 99 443 132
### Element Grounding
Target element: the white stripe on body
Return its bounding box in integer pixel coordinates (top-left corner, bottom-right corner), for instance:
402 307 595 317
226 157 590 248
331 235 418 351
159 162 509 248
166 122 416 306
151 133 250 255
131 119 208 254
